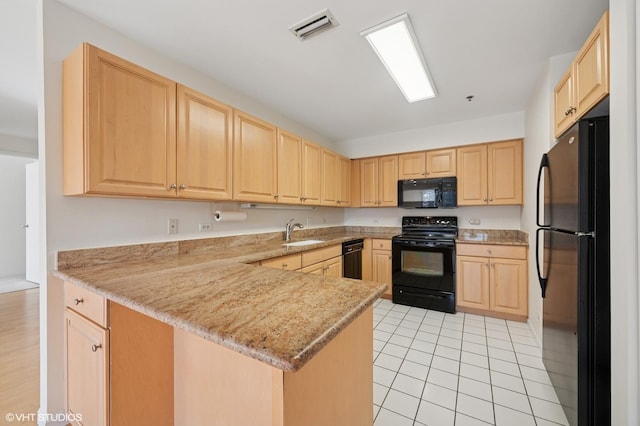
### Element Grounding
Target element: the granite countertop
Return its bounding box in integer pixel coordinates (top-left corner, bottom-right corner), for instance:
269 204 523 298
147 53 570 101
54 229 392 372
456 229 528 246
53 226 526 372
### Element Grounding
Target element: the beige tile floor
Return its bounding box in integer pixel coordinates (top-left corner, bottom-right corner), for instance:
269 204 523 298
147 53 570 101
372 298 569 426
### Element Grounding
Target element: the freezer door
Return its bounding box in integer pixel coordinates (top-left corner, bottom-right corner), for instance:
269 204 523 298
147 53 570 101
544 124 582 232
541 229 580 425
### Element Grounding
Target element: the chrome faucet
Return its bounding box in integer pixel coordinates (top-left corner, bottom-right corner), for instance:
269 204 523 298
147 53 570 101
285 218 304 241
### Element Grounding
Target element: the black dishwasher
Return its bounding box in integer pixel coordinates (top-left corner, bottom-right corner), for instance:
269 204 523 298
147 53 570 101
342 239 364 279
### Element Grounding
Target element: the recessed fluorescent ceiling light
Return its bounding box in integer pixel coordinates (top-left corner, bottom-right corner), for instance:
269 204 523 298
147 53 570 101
361 14 437 102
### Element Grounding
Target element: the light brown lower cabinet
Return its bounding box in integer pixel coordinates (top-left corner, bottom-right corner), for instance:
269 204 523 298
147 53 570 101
371 239 392 298
260 253 302 271
301 256 343 277
65 283 173 426
456 244 528 321
65 309 109 426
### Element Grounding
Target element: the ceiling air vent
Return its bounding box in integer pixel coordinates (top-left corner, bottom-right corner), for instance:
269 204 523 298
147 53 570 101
289 9 338 40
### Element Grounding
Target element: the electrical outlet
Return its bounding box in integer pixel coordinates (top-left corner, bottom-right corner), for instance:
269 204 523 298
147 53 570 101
373 218 380 224
322 217 327 224
199 223 212 232
468 218 481 225
167 219 178 235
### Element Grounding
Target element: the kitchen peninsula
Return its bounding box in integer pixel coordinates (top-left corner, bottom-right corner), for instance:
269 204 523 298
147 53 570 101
54 231 387 426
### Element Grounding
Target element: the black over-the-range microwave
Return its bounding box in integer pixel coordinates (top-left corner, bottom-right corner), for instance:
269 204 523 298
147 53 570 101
397 177 457 208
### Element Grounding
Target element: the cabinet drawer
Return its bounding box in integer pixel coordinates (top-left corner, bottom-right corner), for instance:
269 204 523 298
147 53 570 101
371 239 391 251
260 253 302 271
456 243 526 260
301 245 342 267
65 281 108 327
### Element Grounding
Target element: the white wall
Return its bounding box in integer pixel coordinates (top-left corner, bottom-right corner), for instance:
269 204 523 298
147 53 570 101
609 1 640 424
0 132 38 158
337 112 525 159
0 154 34 277
521 52 574 344
344 206 522 229
38 0 340 418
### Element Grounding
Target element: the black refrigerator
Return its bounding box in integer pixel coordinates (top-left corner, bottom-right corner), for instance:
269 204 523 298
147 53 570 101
535 116 610 426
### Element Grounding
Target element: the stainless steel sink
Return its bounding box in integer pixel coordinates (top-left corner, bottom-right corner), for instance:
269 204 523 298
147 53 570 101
282 239 324 247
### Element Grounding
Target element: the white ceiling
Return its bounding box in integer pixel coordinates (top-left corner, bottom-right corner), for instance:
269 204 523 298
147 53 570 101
1 0 608 142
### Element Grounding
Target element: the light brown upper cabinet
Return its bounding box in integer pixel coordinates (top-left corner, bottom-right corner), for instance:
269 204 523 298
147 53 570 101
177 85 233 200
276 129 302 205
232 110 278 203
398 152 426 179
398 148 456 179
457 139 523 206
338 156 352 206
350 159 361 208
554 11 609 138
321 149 339 206
301 140 322 205
63 43 177 198
426 148 456 177
360 155 398 207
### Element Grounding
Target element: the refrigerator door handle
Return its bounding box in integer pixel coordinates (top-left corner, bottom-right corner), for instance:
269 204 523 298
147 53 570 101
536 154 550 227
536 228 548 298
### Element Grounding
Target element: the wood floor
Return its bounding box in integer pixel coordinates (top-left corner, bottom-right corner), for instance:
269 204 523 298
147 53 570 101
0 288 39 420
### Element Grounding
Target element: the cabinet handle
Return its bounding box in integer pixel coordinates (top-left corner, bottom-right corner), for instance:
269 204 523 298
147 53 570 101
274 194 279 199
483 198 488 202
91 344 102 352
489 198 493 202
73 298 83 305
491 263 495 268
487 249 492 254
282 263 288 269
169 184 177 190
179 184 187 190
388 255 392 260
484 263 489 268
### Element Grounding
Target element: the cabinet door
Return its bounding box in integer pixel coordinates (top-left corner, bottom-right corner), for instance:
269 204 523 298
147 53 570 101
456 256 490 310
553 67 575 138
65 309 109 426
321 149 339 206
426 148 456 177
360 158 379 207
372 250 392 296
350 159 361 208
177 85 233 200
488 140 523 205
301 140 322 205
378 155 398 207
277 130 302 204
574 11 609 118
362 238 372 281
398 152 426 179
489 258 528 316
338 156 351 206
457 145 488 206
300 263 325 275
233 110 277 202
324 256 343 278
65 43 177 197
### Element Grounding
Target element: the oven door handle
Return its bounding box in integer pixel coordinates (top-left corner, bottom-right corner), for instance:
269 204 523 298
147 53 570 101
392 238 455 248
397 289 451 299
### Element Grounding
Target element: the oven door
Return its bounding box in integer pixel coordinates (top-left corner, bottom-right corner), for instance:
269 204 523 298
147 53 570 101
392 238 455 292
